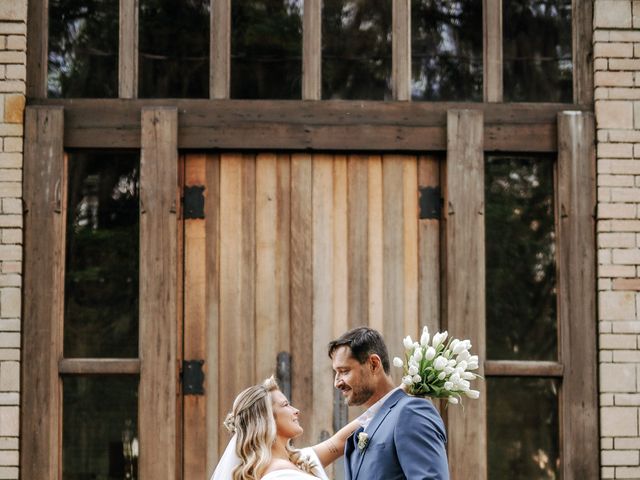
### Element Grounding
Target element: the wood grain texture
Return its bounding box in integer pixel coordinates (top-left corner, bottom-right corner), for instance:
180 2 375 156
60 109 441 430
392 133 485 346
21 107 64 480
139 107 179 480
303 0 321 99
276 155 292 355
333 155 349 337
557 111 598 478
403 157 419 340
368 156 384 333
573 0 594 105
445 110 486 480
392 0 411 100
483 0 502 102
212 0 230 98
348 155 369 328
27 0 47 97
58 359 141 375
484 361 564 377
119 0 138 98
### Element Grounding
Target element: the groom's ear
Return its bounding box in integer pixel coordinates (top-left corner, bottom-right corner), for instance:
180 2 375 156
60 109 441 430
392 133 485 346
368 354 383 373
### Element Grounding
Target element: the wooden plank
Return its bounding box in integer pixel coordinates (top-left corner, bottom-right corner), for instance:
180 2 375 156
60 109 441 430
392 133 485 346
557 111 598 478
211 0 230 98
34 99 582 151
119 0 138 98
290 154 314 446
382 155 405 371
368 156 384 333
484 361 564 377
446 109 486 480
418 155 441 334
205 154 221 471
276 155 291 356
347 155 369 328
183 154 207 479
483 0 502 102
58 359 141 375
303 0 321 100
573 0 594 105
21 106 64 480
27 0 47 97
139 107 179 480
392 0 411 100
333 155 349 339
312 155 335 445
403 156 419 339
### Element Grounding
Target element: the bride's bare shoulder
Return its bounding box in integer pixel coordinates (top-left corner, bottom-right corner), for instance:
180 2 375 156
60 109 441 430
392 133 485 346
262 458 298 475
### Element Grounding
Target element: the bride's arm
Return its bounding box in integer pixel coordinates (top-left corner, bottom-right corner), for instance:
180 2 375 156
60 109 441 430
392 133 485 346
311 418 361 467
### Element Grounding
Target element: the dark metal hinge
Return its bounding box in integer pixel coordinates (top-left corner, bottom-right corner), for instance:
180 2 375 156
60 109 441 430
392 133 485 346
419 186 442 220
184 186 205 219
182 360 205 395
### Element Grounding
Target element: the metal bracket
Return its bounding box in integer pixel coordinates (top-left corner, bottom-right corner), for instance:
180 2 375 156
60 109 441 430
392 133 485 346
182 360 205 395
184 186 205 219
419 186 442 220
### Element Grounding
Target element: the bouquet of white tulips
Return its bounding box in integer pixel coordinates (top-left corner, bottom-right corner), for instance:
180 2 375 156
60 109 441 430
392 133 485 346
393 326 482 405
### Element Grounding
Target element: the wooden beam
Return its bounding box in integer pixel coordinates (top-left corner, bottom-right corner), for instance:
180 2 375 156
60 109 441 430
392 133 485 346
26 0 47 97
572 0 594 104
119 0 138 98
392 0 411 101
446 109 486 480
58 359 141 375
484 361 563 377
21 106 64 480
211 0 230 98
483 0 502 102
139 107 179 479
557 111 598 478
303 0 321 100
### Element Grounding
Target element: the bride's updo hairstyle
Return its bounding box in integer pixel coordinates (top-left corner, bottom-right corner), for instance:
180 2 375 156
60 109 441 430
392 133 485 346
225 376 320 480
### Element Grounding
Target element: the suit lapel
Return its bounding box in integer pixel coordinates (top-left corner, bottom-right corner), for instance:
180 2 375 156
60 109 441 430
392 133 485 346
344 427 359 480
353 389 405 480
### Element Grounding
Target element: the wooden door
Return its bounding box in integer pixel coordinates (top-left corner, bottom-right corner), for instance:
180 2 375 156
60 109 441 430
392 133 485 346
180 152 442 479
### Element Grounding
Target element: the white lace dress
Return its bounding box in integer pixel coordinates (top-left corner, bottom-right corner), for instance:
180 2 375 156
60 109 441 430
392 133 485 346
261 448 329 480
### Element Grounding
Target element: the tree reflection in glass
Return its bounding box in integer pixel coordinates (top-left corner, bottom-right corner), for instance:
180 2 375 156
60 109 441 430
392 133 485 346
231 0 302 99
485 155 557 361
64 152 139 358
411 0 482 101
48 0 118 97
322 0 392 99
503 0 572 102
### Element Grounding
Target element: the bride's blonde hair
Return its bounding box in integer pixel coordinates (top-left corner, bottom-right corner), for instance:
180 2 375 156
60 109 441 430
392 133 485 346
224 376 321 480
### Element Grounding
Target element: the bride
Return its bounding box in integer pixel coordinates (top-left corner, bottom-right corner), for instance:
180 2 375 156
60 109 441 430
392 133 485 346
211 376 360 480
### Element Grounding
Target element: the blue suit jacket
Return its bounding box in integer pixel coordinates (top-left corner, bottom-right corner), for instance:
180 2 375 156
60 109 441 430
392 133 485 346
344 389 449 480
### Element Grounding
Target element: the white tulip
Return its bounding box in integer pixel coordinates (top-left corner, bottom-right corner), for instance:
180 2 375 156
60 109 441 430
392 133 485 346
449 339 460 352
403 336 414 350
444 381 454 391
452 341 467 355
450 373 461 385
425 346 436 361
456 350 471 363
457 360 468 371
412 374 422 383
420 326 430 346
432 331 448 349
437 371 447 380
448 396 459 405
462 371 476 380
402 375 414 386
467 360 479 371
393 357 404 368
444 366 455 375
447 359 457 368
413 348 423 362
464 389 480 399
433 356 448 371
408 365 419 376
459 379 471 390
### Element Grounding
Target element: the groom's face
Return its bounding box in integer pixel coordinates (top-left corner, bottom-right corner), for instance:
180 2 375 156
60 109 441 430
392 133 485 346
331 346 375 406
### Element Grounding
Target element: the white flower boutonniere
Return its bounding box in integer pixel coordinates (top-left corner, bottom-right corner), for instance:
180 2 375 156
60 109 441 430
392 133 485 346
357 432 369 451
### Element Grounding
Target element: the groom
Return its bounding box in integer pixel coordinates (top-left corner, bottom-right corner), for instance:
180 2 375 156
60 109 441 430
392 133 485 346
329 327 449 480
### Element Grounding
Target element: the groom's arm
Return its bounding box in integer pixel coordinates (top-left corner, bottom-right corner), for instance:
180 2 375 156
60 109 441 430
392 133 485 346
395 399 449 480
312 418 361 467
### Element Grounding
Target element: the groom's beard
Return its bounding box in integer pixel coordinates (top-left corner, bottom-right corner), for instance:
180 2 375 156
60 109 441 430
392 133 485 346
345 384 375 406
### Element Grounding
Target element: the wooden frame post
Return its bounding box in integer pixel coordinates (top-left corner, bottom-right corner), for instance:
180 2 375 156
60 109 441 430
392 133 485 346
119 0 139 98
392 0 411 101
445 109 487 480
303 0 321 100
557 111 598 477
483 0 502 102
211 0 231 98
139 107 179 479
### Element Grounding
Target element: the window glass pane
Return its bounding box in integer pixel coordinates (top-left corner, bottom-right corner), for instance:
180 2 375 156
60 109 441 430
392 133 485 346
48 0 118 98
139 0 210 98
503 0 572 102
485 155 557 361
63 376 138 480
488 377 560 479
65 152 139 358
322 0 392 100
231 0 302 99
411 0 483 101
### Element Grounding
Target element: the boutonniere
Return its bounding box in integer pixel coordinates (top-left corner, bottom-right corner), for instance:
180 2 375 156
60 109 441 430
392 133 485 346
357 432 369 451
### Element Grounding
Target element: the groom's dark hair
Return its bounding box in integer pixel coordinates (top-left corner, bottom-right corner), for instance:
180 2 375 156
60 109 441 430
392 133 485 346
328 327 390 374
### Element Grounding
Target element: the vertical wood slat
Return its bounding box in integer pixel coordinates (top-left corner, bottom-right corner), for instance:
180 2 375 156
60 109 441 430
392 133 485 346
333 155 349 337
290 154 314 446
403 157 419 339
211 0 231 98
368 156 384 333
483 0 502 102
27 0 48 97
557 112 598 478
21 107 65 480
392 0 411 101
205 154 221 470
446 110 487 480
572 0 594 104
276 155 292 355
139 107 179 480
119 0 138 98
183 155 207 479
303 0 321 100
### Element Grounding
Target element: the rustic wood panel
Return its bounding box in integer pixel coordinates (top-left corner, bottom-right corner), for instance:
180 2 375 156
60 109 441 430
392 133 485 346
290 154 314 446
58 359 141 375
573 0 594 105
212 0 231 98
367 156 384 333
446 110 486 480
139 107 179 480
557 111 598 478
303 0 321 100
26 0 47 97
276 155 292 355
392 0 411 100
483 0 502 102
21 107 64 480
183 154 207 479
119 0 138 98
333 156 349 336
403 157 419 340
418 155 441 334
484 361 564 377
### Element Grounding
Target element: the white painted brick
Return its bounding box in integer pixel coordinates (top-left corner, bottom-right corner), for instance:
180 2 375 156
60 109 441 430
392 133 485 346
616 394 640 406
596 58 609 71
602 406 638 436
0 394 17 407
602 350 614 362
599 143 634 158
601 333 638 349
595 1 633 28
603 437 614 449
600 203 636 219
600 277 613 290
0 23 25 35
617 466 640 478
600 265 636 277
611 31 640 42
616 437 640 449
0 154 20 169
1 231 20 245
0 407 18 437
4 36 24 52
598 101 634 128
601 248 613 264
614 349 640 361
600 233 637 247
0 289 18 319
613 321 640 334
602 466 615 479
1 263 21 275
600 186 612 202
1 138 21 153
0 451 18 466
595 42 633 58
0 277 20 289
0 333 18 349
0 363 18 393
610 87 640 99
0 351 19 362
0 466 19 479
0 439 18 451
610 58 640 71
601 363 637 392
612 249 640 265
602 392 616 405
611 220 640 231
602 449 639 466
0 217 20 229
596 71 635 88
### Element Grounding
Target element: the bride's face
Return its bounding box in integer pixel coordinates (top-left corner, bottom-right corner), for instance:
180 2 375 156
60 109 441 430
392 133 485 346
271 390 304 439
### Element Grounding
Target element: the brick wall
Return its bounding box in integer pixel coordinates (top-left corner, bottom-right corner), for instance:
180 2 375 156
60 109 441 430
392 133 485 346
595 0 640 478
0 1 24 479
